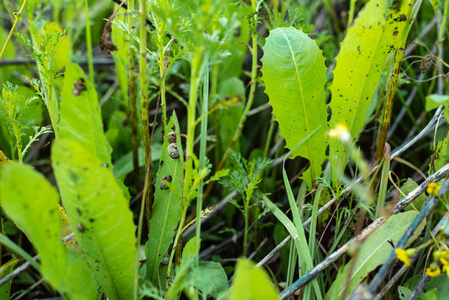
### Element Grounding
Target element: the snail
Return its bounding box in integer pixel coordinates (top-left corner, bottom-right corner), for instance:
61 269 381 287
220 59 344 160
161 255 169 266
160 175 172 190
77 223 85 233
167 143 179 159
72 78 87 96
167 131 176 144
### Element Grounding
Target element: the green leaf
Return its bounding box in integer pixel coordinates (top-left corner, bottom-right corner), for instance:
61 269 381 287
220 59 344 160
52 138 136 300
229 258 278 300
185 261 229 298
263 195 321 298
0 164 96 299
59 63 112 166
401 178 426 211
261 26 328 184
167 237 197 299
426 94 449 111
0 259 17 300
328 0 414 183
325 211 425 300
145 113 184 284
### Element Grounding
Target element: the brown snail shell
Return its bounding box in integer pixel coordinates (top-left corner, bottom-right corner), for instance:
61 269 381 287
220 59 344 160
167 131 176 144
160 175 172 190
167 143 179 159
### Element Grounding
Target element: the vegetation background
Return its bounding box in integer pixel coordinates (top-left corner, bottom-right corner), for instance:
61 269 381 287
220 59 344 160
0 0 449 299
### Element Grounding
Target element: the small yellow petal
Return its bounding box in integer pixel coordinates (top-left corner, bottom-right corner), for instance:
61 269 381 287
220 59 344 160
427 182 438 195
396 248 411 267
433 185 442 197
443 265 449 277
426 266 441 277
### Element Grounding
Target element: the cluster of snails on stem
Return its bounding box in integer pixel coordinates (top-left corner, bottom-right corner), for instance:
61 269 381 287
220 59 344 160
159 128 179 190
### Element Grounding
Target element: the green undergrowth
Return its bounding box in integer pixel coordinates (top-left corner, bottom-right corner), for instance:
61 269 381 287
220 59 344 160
0 0 449 299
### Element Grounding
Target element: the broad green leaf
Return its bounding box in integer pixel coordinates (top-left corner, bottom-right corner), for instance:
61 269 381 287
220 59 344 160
328 0 414 183
145 113 184 283
325 211 424 300
398 286 412 299
0 164 96 299
185 261 229 298
52 139 136 300
229 258 278 300
43 22 72 72
261 26 328 184
401 178 426 211
59 63 112 166
426 94 449 112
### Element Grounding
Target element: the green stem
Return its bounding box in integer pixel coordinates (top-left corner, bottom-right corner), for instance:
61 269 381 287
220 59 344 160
84 0 94 81
210 0 259 183
167 49 202 282
128 1 140 191
183 49 202 202
375 47 405 162
0 0 27 61
139 0 152 224
243 195 249 256
196 62 209 263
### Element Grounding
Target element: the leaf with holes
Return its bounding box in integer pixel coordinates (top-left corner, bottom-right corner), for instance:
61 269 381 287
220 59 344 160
59 63 112 166
52 138 136 300
328 0 414 183
145 112 184 284
0 164 96 299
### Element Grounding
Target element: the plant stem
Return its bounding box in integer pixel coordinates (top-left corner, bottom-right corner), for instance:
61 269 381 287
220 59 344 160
127 1 140 191
167 48 202 281
243 194 249 256
196 62 209 262
0 0 27 62
157 23 168 133
84 0 94 81
375 47 405 163
183 49 202 203
139 0 152 224
204 0 259 198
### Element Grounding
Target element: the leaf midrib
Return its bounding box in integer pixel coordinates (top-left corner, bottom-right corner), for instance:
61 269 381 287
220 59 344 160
280 28 315 176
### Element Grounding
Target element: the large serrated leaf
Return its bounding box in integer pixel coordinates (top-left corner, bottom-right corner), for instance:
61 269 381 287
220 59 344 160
145 113 184 283
0 164 96 299
52 138 136 300
261 27 327 183
325 211 424 300
328 0 414 182
59 63 112 166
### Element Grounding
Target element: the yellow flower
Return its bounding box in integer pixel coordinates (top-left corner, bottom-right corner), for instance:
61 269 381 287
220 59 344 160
427 183 437 194
427 183 442 197
443 264 449 277
328 124 350 142
426 263 441 277
440 250 449 265
396 248 413 266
